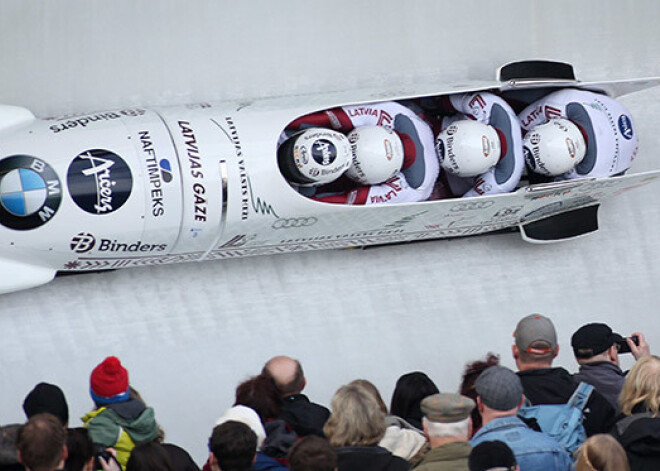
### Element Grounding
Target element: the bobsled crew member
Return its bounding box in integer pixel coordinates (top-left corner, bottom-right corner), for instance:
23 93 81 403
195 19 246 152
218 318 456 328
435 92 525 197
518 89 638 181
278 101 440 205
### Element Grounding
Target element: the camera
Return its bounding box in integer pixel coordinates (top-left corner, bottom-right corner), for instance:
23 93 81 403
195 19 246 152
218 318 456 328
616 335 640 354
94 446 121 470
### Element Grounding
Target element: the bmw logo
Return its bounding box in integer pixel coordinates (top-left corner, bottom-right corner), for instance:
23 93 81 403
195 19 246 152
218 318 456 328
0 155 61 230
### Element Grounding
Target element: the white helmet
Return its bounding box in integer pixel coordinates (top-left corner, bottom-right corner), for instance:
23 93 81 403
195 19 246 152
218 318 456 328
435 120 501 177
523 119 586 176
345 126 404 185
278 128 351 186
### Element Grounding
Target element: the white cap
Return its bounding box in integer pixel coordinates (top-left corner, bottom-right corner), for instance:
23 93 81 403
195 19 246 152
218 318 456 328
435 120 501 177
523 118 586 176
345 126 404 185
215 405 266 450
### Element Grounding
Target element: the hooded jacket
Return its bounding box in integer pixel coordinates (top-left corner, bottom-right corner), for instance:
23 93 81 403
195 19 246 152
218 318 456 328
611 409 660 471
82 398 158 468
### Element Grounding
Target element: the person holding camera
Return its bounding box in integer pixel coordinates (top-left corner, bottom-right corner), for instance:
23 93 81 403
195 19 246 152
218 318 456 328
571 323 650 411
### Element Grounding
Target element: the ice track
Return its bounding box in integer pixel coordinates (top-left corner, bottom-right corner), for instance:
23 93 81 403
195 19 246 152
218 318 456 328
0 0 659 463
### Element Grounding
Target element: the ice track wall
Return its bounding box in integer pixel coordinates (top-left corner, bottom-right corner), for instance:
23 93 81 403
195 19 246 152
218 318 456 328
1 0 659 464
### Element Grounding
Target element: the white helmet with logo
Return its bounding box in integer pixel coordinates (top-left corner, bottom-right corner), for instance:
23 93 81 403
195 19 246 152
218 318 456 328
278 128 352 186
435 120 501 177
345 126 404 185
523 119 586 176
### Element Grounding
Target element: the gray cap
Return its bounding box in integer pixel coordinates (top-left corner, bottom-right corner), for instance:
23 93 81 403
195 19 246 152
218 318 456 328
475 366 523 411
420 393 475 423
514 314 557 355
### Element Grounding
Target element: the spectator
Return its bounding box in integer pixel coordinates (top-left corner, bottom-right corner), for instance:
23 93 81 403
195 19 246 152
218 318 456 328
262 356 330 437
390 372 439 431
414 392 475 470
468 441 519 471
324 383 410 470
571 323 650 410
611 355 660 470
126 441 175 471
349 379 427 463
512 314 616 436
469 366 572 470
23 383 69 426
288 436 337 471
234 375 297 464
81 356 159 469
0 424 22 471
208 421 256 471
210 405 286 471
64 428 94 471
575 434 629 471
459 354 500 437
128 387 199 471
16 413 67 471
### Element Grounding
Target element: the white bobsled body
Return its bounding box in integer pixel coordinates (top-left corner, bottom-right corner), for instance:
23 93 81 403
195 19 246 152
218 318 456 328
1 65 659 294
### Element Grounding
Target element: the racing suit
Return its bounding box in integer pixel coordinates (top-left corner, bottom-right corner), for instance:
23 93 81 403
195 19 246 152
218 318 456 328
518 89 638 180
440 92 525 197
287 101 439 205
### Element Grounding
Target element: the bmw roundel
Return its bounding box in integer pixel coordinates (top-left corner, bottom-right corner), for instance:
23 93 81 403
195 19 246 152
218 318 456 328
0 155 61 230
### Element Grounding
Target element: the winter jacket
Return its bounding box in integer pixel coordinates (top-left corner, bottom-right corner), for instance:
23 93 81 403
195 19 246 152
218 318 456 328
517 367 616 436
574 361 625 411
82 398 159 469
380 416 427 462
336 446 411 470
0 424 23 471
280 394 330 437
412 442 471 471
611 408 660 471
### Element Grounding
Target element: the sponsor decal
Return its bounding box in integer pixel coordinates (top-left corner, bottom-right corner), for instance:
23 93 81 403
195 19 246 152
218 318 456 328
178 121 208 222
311 139 337 166
272 217 318 229
68 149 132 215
224 117 250 220
482 135 491 157
524 146 536 170
70 232 167 254
436 138 445 161
618 115 634 140
48 109 146 133
345 107 393 127
450 200 494 212
0 155 62 230
139 130 173 217
566 138 577 158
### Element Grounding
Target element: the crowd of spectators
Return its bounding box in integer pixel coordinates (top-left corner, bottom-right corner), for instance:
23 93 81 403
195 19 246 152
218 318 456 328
0 314 656 471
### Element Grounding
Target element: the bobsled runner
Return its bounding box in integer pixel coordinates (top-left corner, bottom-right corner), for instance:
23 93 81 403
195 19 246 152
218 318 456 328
0 60 659 294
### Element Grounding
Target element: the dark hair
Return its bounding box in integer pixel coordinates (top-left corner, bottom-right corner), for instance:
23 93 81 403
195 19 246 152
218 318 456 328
125 441 174 471
64 428 94 471
460 353 500 436
389 372 439 430
288 435 337 471
235 374 283 422
17 413 66 471
209 421 257 471
468 440 517 471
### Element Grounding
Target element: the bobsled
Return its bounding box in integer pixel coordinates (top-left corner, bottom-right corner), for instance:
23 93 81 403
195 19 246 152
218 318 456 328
1 60 659 295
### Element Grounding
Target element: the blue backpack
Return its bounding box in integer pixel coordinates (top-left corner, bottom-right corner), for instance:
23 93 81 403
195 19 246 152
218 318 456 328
517 382 594 456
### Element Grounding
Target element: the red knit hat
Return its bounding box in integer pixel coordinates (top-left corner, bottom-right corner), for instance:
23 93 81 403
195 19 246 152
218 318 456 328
90 356 129 403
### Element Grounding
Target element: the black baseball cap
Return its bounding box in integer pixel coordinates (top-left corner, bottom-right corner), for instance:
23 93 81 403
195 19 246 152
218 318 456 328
571 323 623 359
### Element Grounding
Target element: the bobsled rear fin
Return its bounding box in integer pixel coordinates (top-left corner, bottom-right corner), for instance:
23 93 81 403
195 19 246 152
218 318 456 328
0 258 55 294
0 104 35 131
520 204 599 243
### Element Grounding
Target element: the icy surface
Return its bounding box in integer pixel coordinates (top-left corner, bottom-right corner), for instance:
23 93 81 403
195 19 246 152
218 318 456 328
1 0 659 464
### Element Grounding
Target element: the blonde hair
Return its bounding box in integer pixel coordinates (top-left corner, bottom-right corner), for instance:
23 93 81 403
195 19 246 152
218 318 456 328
323 383 386 448
348 379 388 414
575 434 629 471
619 355 660 417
